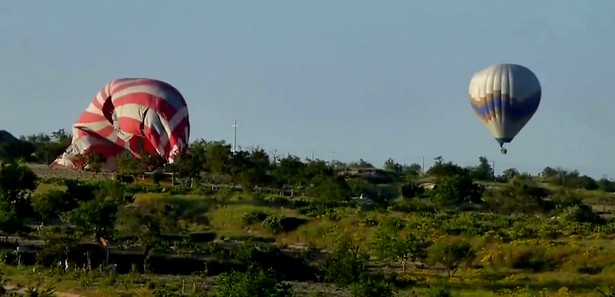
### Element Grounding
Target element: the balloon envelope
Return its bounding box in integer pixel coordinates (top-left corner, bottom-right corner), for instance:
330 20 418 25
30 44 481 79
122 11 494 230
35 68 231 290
469 63 541 147
52 78 190 170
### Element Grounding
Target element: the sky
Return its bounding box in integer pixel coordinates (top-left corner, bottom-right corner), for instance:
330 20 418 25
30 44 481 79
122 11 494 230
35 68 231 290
1 0 614 178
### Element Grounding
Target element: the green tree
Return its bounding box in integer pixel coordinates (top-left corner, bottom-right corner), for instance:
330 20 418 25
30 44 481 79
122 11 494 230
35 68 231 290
32 190 70 224
0 199 22 239
308 175 351 205
400 181 424 199
469 156 493 181
402 163 422 179
272 155 306 188
117 200 181 272
321 235 369 286
371 226 431 272
430 174 484 207
580 175 599 190
0 161 38 218
428 239 475 277
383 158 403 173
427 157 466 178
502 168 520 181
205 141 232 175
597 178 615 192
86 150 106 173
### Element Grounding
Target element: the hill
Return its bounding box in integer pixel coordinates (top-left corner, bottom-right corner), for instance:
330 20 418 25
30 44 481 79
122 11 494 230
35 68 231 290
0 129 18 144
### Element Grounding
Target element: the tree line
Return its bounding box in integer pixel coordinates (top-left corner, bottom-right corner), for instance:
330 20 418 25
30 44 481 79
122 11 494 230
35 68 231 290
1 129 615 196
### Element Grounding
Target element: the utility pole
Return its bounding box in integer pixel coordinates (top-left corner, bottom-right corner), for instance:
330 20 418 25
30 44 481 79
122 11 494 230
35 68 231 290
232 119 238 153
421 157 425 175
492 161 496 177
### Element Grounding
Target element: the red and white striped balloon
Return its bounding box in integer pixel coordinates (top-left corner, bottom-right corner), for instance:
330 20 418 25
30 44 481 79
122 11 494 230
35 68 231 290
52 78 190 170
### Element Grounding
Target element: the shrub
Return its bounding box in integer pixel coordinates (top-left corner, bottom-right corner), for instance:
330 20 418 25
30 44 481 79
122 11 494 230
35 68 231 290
214 265 294 297
559 204 605 224
242 211 268 226
262 216 284 234
350 273 397 297
400 181 425 199
321 236 369 286
428 239 475 277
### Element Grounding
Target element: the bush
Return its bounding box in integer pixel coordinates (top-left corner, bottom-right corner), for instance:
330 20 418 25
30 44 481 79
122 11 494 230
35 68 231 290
350 273 397 297
262 216 284 234
214 265 294 297
242 211 268 225
321 236 369 286
392 199 436 214
400 182 425 199
559 204 604 224
430 174 484 207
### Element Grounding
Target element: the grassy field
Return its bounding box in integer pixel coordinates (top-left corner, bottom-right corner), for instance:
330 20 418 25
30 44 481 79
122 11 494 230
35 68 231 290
13 166 615 296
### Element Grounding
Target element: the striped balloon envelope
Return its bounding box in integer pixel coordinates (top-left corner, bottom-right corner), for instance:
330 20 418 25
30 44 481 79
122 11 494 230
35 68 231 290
52 78 190 170
469 63 541 154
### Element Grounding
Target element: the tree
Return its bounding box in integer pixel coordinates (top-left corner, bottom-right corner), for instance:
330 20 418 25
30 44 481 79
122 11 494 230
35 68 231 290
69 195 119 243
383 158 403 174
428 239 475 277
205 141 232 175
348 159 374 169
427 157 466 178
85 150 106 173
116 153 141 181
402 163 422 179
0 138 35 163
483 178 553 214
0 199 22 239
228 150 250 186
597 178 615 192
430 174 484 207
32 190 71 224
371 226 431 272
580 175 599 190
272 155 306 187
321 235 369 286
469 156 493 181
502 168 520 181
400 181 424 199
138 151 167 172
116 200 181 272
308 175 351 205
0 161 38 218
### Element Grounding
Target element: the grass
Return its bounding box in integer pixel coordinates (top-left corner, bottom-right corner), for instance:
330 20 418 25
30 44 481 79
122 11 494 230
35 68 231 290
20 178 615 296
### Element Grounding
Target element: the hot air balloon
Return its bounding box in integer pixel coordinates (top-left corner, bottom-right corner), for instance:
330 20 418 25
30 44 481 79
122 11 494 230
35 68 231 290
469 63 541 154
52 78 190 170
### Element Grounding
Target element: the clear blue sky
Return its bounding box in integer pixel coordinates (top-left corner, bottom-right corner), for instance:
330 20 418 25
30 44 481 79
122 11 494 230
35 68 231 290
1 1 614 178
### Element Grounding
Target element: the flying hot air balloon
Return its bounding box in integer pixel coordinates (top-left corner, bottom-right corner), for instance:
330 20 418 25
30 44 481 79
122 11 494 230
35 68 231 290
468 63 541 154
52 78 190 170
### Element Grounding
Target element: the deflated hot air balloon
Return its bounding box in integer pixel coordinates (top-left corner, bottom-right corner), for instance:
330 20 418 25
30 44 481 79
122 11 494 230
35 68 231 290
469 63 541 154
52 78 190 170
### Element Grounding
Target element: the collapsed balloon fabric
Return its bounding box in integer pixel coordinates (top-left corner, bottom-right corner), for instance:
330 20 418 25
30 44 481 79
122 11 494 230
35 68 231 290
52 78 191 171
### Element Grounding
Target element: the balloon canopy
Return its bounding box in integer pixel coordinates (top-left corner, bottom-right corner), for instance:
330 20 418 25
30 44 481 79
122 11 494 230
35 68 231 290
468 63 541 153
52 78 190 170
